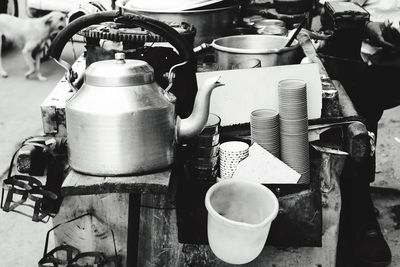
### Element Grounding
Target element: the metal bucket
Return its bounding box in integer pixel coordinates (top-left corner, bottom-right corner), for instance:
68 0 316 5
211 35 302 70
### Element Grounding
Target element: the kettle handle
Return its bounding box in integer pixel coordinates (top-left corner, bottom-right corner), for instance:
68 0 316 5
49 10 194 64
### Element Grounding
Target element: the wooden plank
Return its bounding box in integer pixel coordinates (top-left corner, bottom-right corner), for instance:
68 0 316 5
333 80 370 159
298 32 328 76
53 193 129 267
61 169 171 196
298 32 341 117
333 79 359 118
137 194 182 266
300 35 369 159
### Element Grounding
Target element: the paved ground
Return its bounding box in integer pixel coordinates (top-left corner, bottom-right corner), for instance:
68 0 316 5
375 107 400 189
372 107 400 266
0 47 62 266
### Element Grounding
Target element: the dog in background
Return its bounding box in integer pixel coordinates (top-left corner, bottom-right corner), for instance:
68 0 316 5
0 11 66 81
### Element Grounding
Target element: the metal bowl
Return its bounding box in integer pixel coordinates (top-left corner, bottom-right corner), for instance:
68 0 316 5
211 35 302 69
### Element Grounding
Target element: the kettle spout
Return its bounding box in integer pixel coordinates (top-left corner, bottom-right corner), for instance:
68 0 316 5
178 76 224 140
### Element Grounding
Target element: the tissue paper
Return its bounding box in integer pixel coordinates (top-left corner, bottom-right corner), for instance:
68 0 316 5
232 143 301 184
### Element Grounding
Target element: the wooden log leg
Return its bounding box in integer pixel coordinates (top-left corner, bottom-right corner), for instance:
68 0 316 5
53 193 129 266
127 193 141 267
138 194 182 266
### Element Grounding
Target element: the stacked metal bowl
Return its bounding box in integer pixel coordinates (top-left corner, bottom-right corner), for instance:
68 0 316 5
188 113 221 182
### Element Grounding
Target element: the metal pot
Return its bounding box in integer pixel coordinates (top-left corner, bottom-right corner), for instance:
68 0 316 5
117 0 240 46
211 35 302 70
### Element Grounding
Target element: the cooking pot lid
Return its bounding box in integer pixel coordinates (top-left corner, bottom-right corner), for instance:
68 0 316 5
85 53 154 87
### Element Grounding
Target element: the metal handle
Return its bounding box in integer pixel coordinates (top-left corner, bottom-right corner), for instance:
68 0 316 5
49 11 121 61
193 43 212 56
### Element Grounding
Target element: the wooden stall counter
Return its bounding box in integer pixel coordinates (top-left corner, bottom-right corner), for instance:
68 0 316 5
43 33 371 267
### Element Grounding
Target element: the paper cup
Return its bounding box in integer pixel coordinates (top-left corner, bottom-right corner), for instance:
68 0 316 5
219 141 249 179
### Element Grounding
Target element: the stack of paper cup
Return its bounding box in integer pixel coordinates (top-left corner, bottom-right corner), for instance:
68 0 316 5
250 109 280 158
278 79 310 184
219 141 249 180
189 113 221 182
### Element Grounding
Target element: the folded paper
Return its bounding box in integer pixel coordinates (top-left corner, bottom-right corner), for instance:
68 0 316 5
232 143 301 184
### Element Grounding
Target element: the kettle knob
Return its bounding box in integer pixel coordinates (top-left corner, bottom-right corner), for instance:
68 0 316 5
115 52 126 63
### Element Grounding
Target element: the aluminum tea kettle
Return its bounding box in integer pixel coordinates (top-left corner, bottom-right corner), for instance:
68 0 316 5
49 11 223 175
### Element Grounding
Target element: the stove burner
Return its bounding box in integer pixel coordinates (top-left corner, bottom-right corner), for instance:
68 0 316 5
1 175 56 222
1 137 64 222
38 213 121 267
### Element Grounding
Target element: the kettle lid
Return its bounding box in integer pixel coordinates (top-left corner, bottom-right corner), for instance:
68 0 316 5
85 53 154 87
